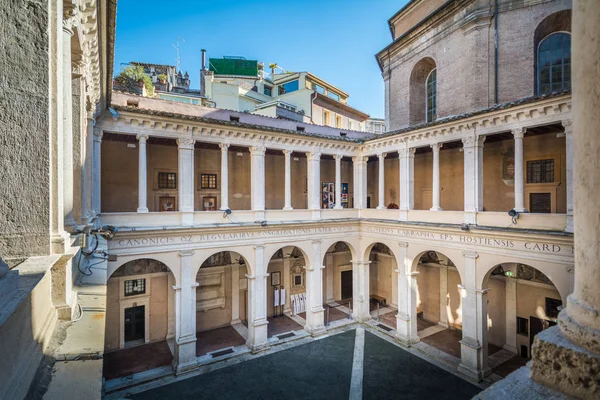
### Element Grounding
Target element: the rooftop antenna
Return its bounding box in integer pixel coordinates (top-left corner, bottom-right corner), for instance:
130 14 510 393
172 36 185 72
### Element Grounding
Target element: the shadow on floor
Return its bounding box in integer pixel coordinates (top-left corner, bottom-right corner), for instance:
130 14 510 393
103 340 172 381
267 315 303 337
196 325 246 356
492 355 528 377
420 328 502 359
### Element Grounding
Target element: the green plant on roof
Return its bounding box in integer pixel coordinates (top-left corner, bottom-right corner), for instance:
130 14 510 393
157 73 168 83
115 65 154 96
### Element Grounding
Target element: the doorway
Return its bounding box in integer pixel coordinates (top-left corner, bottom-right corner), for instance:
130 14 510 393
124 305 145 344
341 270 353 300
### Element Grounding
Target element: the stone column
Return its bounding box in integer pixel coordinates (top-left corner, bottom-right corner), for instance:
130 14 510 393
504 277 518 354
283 149 293 210
62 16 76 229
399 147 415 221
325 253 334 304
562 120 574 232
439 266 449 328
462 135 485 224
430 143 443 211
83 113 94 222
304 240 325 336
334 154 343 209
177 138 195 225
250 146 266 218
307 152 321 218
377 152 387 209
395 242 419 344
352 260 371 322
219 143 229 211
137 134 149 213
91 128 102 216
247 244 269 353
282 256 292 314
231 265 241 324
512 128 526 212
458 251 490 381
173 250 199 374
352 156 367 209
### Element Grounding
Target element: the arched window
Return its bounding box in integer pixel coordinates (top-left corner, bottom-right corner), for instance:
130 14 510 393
537 32 571 95
426 68 437 123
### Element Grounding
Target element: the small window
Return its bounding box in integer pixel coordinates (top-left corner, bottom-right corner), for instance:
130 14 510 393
328 91 340 101
296 126 305 132
201 174 217 189
336 115 342 128
314 83 325 94
348 121 353 130
530 193 552 213
426 68 437 123
537 33 571 95
230 116 240 122
517 317 529 336
264 86 272 96
124 279 146 297
527 159 554 183
545 298 562 319
158 172 177 189
323 111 330 126
278 79 299 95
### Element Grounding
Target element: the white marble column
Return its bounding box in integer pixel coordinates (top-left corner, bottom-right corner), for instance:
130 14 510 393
173 250 199 374
282 256 292 314
334 154 343 209
377 152 387 209
250 146 266 217
562 120 574 232
458 251 490 381
352 260 371 322
219 143 229 211
307 152 321 218
325 254 334 304
504 277 518 354
439 266 449 328
231 265 241 324
512 128 526 212
91 128 102 216
283 149 293 210
62 17 76 229
137 134 149 213
396 242 419 344
352 156 367 209
462 135 485 224
177 138 195 225
83 113 94 222
247 244 269 353
304 240 326 336
399 147 415 221
430 143 443 211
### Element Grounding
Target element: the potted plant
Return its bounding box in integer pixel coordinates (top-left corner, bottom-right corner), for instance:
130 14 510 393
157 73 168 84
387 203 399 209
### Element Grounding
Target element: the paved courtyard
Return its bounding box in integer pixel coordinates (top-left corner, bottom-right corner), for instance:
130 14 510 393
125 329 482 400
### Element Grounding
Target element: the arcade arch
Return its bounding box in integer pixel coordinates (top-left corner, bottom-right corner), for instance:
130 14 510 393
365 242 398 328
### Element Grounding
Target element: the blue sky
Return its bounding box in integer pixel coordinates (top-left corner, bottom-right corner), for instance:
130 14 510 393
114 0 407 118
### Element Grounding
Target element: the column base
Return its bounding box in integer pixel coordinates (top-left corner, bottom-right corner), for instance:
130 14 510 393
180 211 194 226
459 336 490 382
463 211 477 224
558 297 600 354
311 210 321 220
514 207 527 213
376 205 386 210
429 206 443 211
282 206 294 211
254 210 265 221
51 231 71 254
219 206 230 211
333 205 343 210
457 362 491 382
305 324 327 337
137 207 149 213
231 319 242 325
173 359 199 375
250 341 271 354
399 210 409 221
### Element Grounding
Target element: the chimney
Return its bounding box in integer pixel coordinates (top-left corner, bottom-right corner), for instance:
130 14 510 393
200 49 207 97
201 49 207 71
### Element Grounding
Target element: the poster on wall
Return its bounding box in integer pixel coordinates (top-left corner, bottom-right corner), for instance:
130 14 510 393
321 182 349 208
341 183 349 208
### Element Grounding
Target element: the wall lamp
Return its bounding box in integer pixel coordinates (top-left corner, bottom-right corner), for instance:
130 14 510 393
461 223 470 231
222 208 232 218
508 209 520 225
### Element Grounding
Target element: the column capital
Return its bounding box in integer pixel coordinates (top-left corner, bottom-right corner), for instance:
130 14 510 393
398 241 409 248
352 156 368 164
561 119 573 135
311 239 322 246
511 127 525 139
250 145 266 156
351 260 372 266
463 251 479 259
306 151 321 161
219 142 230 150
461 135 485 148
282 149 293 156
333 153 343 160
177 137 195 149
254 244 266 250
377 152 388 159
93 128 103 142
62 7 79 34
178 250 194 258
430 142 443 151
136 134 148 142
398 147 415 158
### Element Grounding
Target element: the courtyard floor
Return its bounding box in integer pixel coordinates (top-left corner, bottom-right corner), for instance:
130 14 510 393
124 328 483 400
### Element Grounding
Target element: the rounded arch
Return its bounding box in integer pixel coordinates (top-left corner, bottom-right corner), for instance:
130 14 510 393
196 250 252 277
320 239 358 265
361 239 403 267
534 9 571 94
192 246 255 277
108 255 178 285
409 57 437 125
264 242 312 269
408 248 465 284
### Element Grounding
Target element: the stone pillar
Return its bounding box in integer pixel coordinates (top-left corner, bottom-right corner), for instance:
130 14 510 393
231 265 241 324
283 149 293 210
399 147 415 221
504 277 518 354
62 15 76 230
307 152 321 218
562 119 574 233
137 134 149 213
219 143 229 211
377 152 387 209
395 242 419 344
430 143 442 211
247 244 269 353
83 113 94 222
304 240 326 336
91 128 102 216
352 156 367 209
462 135 485 224
352 261 371 322
250 146 266 218
512 128 526 213
325 253 334 304
458 251 490 381
177 138 195 225
173 250 199 374
439 266 449 328
334 154 343 209
282 256 292 314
